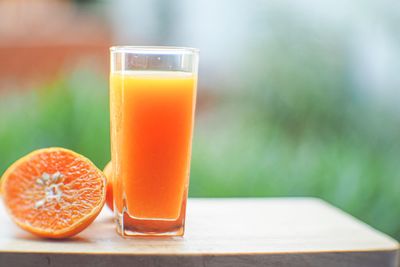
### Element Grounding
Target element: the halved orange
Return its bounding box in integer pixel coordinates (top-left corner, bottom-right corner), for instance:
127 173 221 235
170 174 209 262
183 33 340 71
103 161 114 211
1 147 106 239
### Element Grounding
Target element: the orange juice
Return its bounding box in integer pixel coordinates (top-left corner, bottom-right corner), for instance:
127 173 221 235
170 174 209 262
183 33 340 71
110 71 197 234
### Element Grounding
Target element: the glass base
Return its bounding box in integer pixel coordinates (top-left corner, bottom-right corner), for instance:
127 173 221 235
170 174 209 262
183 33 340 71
116 210 185 238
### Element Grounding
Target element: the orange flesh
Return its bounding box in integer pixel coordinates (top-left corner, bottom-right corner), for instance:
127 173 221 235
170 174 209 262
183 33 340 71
1 148 106 238
110 71 196 220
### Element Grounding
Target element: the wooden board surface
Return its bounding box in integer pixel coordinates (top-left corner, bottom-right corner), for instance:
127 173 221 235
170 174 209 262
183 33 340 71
0 198 398 267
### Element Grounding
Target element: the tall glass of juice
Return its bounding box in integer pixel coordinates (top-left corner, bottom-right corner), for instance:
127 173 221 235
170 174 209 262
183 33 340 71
110 46 199 237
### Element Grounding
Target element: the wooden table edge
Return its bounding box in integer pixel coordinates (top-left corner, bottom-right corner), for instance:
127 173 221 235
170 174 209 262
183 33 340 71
0 247 398 256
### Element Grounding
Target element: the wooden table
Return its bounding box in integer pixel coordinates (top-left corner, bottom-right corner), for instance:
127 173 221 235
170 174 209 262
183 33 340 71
0 198 398 267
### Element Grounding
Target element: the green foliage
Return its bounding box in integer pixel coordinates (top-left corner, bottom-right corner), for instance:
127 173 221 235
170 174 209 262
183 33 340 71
191 26 400 240
0 69 110 171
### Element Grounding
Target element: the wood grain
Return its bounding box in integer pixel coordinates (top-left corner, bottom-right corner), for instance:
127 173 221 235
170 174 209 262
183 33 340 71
0 198 398 267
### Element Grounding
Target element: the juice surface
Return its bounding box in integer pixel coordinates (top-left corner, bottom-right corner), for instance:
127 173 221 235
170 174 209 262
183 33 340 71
110 71 197 220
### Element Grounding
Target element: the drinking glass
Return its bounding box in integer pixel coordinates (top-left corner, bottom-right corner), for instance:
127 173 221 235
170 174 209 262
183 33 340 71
109 46 199 237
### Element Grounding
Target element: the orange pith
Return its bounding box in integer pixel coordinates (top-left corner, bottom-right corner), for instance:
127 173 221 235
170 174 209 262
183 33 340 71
1 147 106 239
103 161 113 211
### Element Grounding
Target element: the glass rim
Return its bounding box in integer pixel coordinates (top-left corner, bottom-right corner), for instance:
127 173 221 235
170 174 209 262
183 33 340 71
110 46 199 55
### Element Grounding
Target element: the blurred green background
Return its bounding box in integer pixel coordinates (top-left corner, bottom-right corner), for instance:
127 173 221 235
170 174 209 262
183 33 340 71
1 0 399 240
